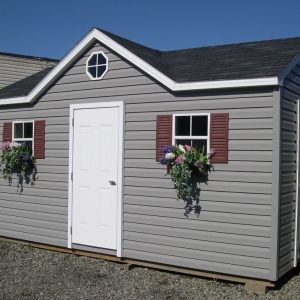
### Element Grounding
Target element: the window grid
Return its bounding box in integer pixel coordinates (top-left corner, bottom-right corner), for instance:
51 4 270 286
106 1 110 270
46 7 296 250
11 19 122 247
13 121 34 155
172 113 210 152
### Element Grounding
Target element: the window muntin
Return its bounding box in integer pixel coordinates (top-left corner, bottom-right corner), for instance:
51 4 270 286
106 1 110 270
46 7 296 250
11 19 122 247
173 114 210 153
86 51 108 80
13 121 34 155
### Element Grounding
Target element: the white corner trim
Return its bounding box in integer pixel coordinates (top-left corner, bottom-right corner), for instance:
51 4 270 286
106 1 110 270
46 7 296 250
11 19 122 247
0 28 283 106
278 52 300 86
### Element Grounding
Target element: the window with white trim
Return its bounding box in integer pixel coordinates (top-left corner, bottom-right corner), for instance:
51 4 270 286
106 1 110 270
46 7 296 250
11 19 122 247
86 51 108 80
13 121 34 154
173 114 210 153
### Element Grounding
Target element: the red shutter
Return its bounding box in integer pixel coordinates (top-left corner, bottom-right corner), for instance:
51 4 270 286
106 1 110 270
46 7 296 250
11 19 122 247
210 113 229 163
34 120 45 159
156 115 172 161
3 122 12 142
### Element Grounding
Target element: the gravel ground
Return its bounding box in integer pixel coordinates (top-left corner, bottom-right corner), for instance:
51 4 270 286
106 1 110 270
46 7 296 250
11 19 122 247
1 240 300 300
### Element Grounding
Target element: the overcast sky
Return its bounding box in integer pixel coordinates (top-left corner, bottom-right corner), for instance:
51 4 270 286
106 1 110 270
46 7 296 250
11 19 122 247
1 0 300 59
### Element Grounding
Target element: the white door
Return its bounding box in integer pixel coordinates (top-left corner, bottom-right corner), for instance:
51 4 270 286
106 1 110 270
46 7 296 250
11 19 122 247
72 106 120 249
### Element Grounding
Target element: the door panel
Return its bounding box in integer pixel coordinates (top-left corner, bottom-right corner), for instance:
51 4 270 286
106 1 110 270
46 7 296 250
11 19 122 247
72 106 119 249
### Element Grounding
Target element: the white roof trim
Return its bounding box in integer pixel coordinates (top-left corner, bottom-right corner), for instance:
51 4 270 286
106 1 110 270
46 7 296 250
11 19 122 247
0 28 283 106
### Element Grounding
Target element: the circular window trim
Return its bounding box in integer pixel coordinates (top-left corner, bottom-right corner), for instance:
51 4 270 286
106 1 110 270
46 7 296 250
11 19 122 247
86 51 109 80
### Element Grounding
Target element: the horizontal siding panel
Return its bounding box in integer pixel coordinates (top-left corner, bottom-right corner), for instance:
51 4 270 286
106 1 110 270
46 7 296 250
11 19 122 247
125 168 272 183
0 199 67 214
0 216 66 234
124 195 271 215
282 120 297 131
0 206 66 223
124 186 271 204
0 228 66 248
124 222 270 248
125 177 272 194
0 185 67 199
0 193 67 206
0 179 67 191
124 204 271 226
124 159 273 172
127 97 273 113
281 182 296 193
124 241 269 270
126 108 273 122
124 249 269 279
281 162 296 172
281 172 296 183
124 213 270 237
124 232 270 259
281 141 297 151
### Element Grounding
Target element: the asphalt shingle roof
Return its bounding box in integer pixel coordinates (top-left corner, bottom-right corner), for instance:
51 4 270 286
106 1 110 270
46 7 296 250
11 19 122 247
1 29 300 100
0 67 54 99
99 28 300 82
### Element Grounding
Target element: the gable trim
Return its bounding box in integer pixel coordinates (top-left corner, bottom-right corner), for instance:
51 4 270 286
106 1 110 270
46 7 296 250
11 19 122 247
0 28 285 106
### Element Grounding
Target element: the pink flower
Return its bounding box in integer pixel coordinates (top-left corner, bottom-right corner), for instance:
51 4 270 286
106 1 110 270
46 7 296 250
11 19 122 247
175 155 185 163
195 161 201 167
185 145 193 153
207 148 217 158
1 141 10 152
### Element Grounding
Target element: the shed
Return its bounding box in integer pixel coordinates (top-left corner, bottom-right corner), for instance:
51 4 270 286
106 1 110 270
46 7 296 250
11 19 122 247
1 28 300 293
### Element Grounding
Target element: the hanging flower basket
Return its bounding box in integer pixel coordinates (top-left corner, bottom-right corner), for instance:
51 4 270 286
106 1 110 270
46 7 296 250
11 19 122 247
158 144 216 201
1 141 36 182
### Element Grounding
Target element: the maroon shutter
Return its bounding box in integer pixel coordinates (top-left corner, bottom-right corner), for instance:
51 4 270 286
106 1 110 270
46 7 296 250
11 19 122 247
34 120 45 159
156 115 172 161
210 113 229 163
3 122 12 142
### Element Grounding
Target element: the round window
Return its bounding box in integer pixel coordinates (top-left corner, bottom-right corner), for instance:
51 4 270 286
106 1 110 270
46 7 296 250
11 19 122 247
86 51 108 80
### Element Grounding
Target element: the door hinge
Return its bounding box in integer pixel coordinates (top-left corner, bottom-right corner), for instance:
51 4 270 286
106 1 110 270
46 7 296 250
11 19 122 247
71 172 73 181
72 118 74 127
70 226 72 235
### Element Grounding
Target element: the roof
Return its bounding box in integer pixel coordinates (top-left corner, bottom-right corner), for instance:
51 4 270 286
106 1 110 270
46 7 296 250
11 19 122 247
0 51 59 62
99 28 300 82
1 28 300 105
0 67 54 99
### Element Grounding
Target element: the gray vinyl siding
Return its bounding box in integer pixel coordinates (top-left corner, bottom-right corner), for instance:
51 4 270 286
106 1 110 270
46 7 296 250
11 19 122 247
0 42 275 280
0 54 57 89
279 62 300 277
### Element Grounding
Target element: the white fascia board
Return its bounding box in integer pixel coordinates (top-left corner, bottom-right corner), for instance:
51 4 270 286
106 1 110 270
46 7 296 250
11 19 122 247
278 52 300 85
0 28 281 106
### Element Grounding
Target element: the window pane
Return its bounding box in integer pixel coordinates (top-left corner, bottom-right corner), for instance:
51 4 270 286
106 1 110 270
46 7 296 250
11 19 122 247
88 67 97 78
24 122 33 138
175 116 190 136
192 139 207 153
192 115 208 136
175 139 191 146
14 123 23 138
98 53 106 65
97 66 107 78
88 54 97 66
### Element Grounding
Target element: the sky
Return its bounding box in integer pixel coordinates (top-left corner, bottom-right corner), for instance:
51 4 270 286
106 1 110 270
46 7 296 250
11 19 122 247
1 0 300 60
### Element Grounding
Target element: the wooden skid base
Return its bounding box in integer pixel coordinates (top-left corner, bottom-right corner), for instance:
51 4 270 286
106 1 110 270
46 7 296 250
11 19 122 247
0 236 274 294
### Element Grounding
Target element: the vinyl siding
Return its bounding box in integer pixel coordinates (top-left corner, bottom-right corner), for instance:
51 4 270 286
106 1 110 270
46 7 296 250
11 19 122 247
279 63 300 277
0 42 275 280
0 53 58 89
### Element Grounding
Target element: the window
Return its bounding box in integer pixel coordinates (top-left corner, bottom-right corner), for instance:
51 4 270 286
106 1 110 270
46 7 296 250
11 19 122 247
173 114 209 153
13 121 34 154
86 51 108 80
3 120 45 159
156 113 229 163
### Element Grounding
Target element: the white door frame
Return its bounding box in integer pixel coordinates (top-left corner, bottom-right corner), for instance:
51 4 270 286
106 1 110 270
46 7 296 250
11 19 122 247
67 101 124 257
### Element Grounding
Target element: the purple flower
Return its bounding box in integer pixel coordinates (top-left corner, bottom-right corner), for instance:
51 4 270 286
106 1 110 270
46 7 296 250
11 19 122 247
207 148 217 158
175 155 185 163
195 161 201 167
161 145 176 154
1 141 10 152
23 155 29 162
21 142 26 147
159 156 169 163
20 151 25 156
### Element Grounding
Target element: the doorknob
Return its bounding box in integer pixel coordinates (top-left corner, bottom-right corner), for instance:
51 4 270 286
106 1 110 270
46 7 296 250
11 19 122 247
109 180 116 185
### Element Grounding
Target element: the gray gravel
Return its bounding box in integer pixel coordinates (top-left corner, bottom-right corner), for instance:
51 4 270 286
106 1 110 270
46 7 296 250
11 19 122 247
1 240 300 299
